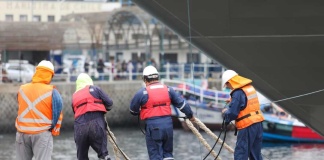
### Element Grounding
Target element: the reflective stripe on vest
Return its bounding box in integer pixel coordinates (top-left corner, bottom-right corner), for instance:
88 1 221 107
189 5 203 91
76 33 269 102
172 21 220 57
51 112 63 136
235 85 264 129
17 89 52 124
16 87 53 133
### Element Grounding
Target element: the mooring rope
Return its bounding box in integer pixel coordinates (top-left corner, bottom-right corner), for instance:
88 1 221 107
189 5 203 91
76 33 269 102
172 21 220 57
194 118 234 153
107 128 121 160
105 117 130 160
185 119 221 160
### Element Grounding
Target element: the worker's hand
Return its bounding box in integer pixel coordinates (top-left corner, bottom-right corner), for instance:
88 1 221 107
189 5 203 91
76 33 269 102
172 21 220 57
221 108 228 118
222 108 228 114
225 99 231 103
189 117 196 122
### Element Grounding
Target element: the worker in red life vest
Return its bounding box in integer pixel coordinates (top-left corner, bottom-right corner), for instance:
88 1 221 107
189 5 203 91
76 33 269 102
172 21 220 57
130 65 195 160
221 70 264 160
72 73 113 160
15 60 63 160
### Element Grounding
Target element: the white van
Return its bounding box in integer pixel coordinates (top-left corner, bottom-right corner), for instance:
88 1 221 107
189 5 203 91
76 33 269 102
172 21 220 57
5 60 35 82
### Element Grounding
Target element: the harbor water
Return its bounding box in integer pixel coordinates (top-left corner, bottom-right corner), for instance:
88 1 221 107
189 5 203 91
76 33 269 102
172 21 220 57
1 128 324 160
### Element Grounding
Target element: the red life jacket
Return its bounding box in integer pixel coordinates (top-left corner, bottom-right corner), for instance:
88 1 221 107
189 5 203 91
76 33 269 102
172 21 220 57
72 86 106 119
140 83 171 120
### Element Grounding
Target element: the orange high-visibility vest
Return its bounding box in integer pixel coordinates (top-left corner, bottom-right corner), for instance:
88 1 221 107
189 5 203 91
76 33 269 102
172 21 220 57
15 83 63 136
235 84 264 129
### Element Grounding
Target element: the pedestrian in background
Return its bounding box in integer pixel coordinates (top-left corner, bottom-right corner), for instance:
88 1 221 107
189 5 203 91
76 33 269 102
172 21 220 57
129 65 195 160
15 60 63 160
84 60 90 73
221 70 264 160
72 73 113 160
97 58 105 80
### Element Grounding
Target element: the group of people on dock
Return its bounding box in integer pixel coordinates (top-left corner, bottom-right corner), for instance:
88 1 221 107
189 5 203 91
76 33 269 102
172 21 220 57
14 60 264 160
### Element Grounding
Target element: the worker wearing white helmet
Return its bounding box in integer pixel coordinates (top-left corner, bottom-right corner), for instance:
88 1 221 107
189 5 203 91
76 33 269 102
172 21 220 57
130 65 195 160
221 70 264 160
15 60 64 160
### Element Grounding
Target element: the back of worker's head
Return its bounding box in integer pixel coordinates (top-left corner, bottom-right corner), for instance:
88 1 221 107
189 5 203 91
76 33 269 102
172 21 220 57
143 65 159 83
75 73 93 92
37 60 54 75
32 60 55 84
221 70 238 88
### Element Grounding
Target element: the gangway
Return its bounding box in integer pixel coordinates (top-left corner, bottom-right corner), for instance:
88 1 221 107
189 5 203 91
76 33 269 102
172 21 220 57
161 79 231 130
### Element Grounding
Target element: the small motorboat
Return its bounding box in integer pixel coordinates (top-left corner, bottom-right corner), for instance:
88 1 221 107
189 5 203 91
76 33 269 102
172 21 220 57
261 103 324 143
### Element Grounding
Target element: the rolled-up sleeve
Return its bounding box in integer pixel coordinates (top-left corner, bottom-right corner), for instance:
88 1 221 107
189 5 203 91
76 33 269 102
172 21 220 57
51 89 63 129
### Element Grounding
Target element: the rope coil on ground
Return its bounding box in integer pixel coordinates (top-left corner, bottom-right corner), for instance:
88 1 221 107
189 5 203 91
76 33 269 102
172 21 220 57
185 119 221 160
194 118 234 153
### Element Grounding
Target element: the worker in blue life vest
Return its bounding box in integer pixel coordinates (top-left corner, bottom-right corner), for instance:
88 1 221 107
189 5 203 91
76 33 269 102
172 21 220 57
72 73 113 160
221 70 264 160
130 65 195 160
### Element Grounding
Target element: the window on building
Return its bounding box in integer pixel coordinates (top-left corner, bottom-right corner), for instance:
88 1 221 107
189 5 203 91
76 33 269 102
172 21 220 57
20 15 28 22
131 53 138 61
5 15 13 21
130 52 146 62
160 53 177 64
105 52 110 61
115 52 123 62
139 53 146 62
48 15 55 22
187 53 200 63
33 15 41 22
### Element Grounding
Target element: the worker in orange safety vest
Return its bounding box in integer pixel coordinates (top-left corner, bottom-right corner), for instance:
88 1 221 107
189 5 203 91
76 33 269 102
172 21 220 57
221 70 264 160
15 60 63 160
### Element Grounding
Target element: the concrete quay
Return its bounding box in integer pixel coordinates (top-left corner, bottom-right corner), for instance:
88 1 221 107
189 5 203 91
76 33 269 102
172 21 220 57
0 81 143 133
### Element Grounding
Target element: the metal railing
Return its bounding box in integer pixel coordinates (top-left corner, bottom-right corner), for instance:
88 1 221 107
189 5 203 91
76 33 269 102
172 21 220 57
0 63 224 83
161 79 230 108
52 63 224 82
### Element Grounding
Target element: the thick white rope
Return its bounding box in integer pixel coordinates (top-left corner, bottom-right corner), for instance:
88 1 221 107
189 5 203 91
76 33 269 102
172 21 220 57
185 119 221 160
105 117 130 160
194 118 234 153
107 129 121 160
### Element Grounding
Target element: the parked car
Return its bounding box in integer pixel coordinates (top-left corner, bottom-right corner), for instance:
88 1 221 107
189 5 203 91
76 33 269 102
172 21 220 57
1 68 11 83
4 61 35 82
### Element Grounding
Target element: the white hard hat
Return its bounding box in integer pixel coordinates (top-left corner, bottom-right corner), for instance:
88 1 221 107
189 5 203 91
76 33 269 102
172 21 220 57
221 70 238 88
143 65 159 76
37 60 54 73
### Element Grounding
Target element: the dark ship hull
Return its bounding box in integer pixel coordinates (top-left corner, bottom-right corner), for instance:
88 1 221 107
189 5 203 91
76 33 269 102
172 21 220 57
133 0 324 136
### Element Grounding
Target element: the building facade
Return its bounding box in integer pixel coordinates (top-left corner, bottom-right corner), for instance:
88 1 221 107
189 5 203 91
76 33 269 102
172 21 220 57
0 0 217 77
